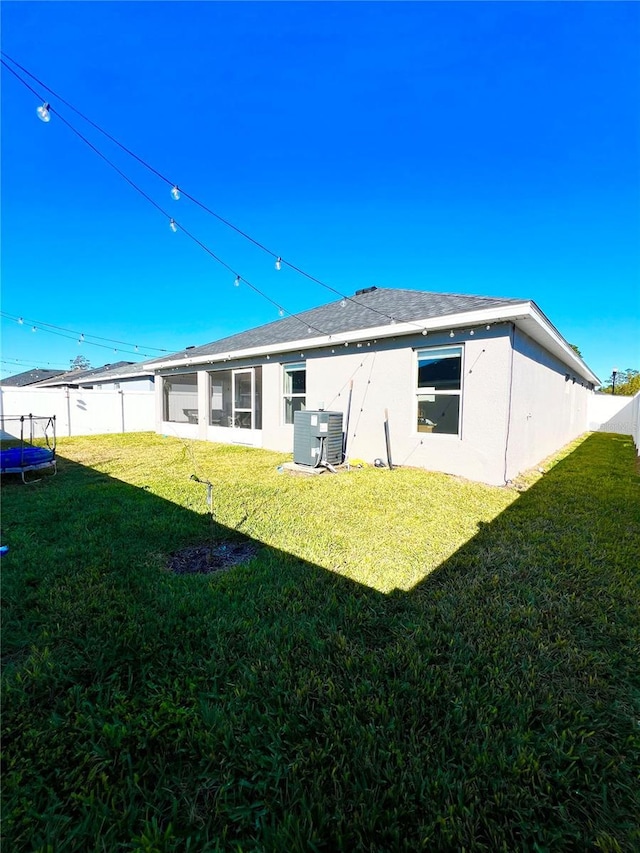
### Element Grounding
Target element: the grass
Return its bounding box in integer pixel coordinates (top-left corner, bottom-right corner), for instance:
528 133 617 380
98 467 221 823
1 431 639 851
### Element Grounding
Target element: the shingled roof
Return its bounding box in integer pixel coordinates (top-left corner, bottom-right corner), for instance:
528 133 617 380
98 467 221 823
33 361 136 387
157 287 523 365
0 368 65 387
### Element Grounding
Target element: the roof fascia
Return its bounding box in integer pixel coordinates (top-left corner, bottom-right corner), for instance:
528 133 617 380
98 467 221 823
152 303 533 371
151 300 600 385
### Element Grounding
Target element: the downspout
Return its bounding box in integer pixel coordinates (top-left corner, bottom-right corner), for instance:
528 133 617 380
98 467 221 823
503 323 516 484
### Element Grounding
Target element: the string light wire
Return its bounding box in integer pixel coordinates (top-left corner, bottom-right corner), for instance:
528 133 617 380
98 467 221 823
1 57 329 338
1 51 428 333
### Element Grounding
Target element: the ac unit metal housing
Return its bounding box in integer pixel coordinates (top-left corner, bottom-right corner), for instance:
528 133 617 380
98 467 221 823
293 410 343 467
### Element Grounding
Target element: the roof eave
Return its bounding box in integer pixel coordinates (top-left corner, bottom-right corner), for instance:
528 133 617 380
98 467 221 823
152 301 600 385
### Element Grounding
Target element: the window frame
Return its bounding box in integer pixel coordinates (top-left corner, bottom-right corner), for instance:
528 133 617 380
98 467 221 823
414 345 464 438
282 361 306 425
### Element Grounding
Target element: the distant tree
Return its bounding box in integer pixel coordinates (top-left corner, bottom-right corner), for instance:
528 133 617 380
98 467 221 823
601 368 640 396
69 355 92 371
569 343 583 358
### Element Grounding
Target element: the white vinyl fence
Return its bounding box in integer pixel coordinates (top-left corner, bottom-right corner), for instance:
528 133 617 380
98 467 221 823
588 391 640 452
0 387 155 438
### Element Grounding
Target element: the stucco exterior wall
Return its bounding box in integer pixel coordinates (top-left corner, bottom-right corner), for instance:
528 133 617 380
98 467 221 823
156 326 515 485
261 327 515 485
504 327 591 479
155 323 595 485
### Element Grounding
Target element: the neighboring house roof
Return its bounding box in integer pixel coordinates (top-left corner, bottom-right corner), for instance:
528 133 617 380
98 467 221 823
33 361 137 387
150 286 601 385
0 368 66 387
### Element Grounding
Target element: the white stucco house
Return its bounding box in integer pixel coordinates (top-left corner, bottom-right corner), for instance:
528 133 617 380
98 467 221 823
150 287 600 486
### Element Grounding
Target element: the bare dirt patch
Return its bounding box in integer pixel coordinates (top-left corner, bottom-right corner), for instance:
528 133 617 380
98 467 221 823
168 540 259 575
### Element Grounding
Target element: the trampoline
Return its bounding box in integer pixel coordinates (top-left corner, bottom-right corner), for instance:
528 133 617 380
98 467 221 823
0 414 57 484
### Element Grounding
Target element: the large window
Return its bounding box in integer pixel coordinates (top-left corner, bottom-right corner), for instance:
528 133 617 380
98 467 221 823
283 362 306 424
209 366 262 430
416 346 462 435
163 373 198 423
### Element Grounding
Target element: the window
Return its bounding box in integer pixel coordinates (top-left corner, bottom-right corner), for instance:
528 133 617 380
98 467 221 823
209 366 262 430
283 362 306 424
163 373 198 423
416 346 462 435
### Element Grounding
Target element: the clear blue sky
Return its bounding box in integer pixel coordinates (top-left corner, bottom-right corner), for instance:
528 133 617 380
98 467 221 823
2 1 639 385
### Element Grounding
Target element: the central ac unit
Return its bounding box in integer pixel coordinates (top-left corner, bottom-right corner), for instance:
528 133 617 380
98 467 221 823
293 410 343 467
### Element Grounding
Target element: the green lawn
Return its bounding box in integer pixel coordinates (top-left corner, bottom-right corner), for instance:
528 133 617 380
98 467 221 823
1 432 639 851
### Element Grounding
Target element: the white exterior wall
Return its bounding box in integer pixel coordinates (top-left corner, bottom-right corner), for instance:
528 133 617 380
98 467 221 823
88 377 155 392
154 324 599 485
505 327 591 479
156 327 515 485
0 387 155 437
260 328 514 485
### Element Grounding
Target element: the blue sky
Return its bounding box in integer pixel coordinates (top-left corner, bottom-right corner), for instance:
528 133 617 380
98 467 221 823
2 1 638 384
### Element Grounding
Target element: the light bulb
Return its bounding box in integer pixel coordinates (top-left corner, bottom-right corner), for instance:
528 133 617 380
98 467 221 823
469 330 474 336
36 103 51 123
169 218 177 233
18 317 24 325
486 325 491 330
31 326 37 333
80 333 85 341
390 318 396 325
170 185 180 201
449 331 455 338
422 329 428 336
340 298 347 308
135 345 139 352
307 327 312 334
278 308 284 317
234 276 241 287
275 257 282 271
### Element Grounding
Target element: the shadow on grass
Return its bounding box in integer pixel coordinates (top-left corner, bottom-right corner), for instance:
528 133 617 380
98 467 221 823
1 432 639 852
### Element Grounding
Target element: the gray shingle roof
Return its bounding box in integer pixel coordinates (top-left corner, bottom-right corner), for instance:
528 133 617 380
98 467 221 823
0 369 65 387
33 361 136 387
158 287 522 364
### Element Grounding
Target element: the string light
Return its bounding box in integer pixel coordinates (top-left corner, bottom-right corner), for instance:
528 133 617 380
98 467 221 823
170 185 180 201
278 308 285 317
234 276 241 287
469 330 475 336
36 102 51 122
422 329 428 336
2 311 168 356
340 299 347 308
449 331 455 338
169 218 177 233
2 53 440 339
31 326 37 332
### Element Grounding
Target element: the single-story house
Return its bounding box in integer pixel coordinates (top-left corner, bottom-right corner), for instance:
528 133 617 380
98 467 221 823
33 361 155 392
149 287 600 486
